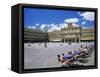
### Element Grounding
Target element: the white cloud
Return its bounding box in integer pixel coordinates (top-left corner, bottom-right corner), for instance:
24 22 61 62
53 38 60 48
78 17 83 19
48 25 60 32
28 26 36 29
28 26 31 29
72 23 79 27
40 24 46 30
51 23 55 26
59 23 68 28
82 21 86 25
35 24 39 26
48 23 68 32
32 26 36 29
40 22 80 32
78 12 81 15
64 18 79 23
79 12 94 21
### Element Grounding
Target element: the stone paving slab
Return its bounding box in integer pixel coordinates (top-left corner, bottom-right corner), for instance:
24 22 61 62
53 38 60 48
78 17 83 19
24 42 94 69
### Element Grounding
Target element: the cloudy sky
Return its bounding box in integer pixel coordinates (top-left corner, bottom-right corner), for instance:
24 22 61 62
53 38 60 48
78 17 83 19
24 8 95 32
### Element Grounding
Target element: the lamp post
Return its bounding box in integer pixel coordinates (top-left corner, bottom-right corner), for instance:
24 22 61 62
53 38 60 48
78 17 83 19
43 26 48 47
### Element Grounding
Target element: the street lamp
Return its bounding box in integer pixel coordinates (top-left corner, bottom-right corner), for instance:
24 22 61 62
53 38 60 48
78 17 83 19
43 26 48 47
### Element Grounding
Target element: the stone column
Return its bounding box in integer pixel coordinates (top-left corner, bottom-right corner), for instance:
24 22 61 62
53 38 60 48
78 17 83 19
75 38 76 43
79 38 80 43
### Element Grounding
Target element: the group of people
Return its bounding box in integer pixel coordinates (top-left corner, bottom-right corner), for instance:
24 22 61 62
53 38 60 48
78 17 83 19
57 45 93 66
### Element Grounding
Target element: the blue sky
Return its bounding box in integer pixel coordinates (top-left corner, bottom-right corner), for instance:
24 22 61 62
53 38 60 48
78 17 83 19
24 8 95 32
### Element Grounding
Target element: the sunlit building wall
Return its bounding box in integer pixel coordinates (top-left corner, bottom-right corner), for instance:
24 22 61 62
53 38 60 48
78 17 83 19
48 23 95 43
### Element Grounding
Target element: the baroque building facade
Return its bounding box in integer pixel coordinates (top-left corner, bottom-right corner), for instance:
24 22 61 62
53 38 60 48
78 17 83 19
24 23 95 43
81 28 95 42
48 23 94 43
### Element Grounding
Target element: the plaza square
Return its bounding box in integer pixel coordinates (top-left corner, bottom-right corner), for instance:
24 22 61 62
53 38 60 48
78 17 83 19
24 9 95 69
24 42 94 69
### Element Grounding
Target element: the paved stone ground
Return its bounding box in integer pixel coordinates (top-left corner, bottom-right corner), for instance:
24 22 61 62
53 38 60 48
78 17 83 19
24 42 94 69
